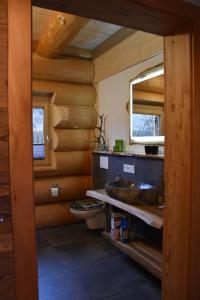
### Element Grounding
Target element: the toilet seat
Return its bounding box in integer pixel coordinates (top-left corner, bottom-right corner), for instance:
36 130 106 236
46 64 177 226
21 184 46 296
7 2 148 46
70 199 104 211
70 199 105 230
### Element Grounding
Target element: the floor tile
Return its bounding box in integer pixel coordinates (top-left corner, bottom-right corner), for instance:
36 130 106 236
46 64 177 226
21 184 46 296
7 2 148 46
53 239 114 271
37 223 161 300
106 281 161 300
38 247 69 278
39 270 89 300
36 231 51 248
74 256 148 299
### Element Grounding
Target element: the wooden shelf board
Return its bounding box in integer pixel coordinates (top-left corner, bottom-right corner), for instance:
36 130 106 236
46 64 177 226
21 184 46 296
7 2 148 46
86 189 163 229
103 231 162 280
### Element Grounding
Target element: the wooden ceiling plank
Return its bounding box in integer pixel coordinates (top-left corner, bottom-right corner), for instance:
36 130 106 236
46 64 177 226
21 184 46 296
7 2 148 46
36 12 89 58
92 27 136 59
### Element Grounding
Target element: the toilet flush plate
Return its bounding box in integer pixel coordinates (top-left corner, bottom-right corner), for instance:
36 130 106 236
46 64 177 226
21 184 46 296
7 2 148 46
100 156 109 169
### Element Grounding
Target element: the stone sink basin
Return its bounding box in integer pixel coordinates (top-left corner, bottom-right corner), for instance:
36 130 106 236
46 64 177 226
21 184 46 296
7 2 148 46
105 180 158 206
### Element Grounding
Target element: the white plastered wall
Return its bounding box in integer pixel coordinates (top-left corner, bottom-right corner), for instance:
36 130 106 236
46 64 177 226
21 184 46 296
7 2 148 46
95 53 164 154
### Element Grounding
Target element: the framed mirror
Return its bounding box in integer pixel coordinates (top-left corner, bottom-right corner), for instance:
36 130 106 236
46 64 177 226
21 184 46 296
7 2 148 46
129 64 165 145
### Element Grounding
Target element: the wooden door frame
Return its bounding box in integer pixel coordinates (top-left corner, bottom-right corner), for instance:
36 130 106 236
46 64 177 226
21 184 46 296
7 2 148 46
8 1 200 299
8 1 38 299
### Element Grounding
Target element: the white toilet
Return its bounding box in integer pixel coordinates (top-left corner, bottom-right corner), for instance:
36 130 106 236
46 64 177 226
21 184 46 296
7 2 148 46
70 199 105 230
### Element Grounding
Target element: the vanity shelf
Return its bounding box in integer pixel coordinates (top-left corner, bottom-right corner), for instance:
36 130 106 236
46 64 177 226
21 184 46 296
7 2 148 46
103 231 162 279
86 189 163 279
86 189 163 229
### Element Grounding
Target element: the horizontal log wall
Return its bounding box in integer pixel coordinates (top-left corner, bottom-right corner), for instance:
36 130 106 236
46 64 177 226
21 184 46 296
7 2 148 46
34 51 96 228
35 202 77 229
33 53 95 84
0 1 15 298
34 175 91 204
52 105 97 129
35 151 91 178
33 80 96 107
53 129 94 152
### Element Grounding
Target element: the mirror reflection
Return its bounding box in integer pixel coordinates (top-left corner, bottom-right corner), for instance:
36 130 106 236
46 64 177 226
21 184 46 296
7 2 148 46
130 65 164 144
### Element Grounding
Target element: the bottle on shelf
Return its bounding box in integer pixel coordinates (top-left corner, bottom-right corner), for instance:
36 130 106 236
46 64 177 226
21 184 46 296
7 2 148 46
120 215 130 243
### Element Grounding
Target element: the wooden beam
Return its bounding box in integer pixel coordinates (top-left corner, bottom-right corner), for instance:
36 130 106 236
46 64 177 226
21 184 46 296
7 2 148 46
32 0 188 36
92 28 136 59
8 1 38 299
36 12 89 58
33 40 92 59
60 45 92 59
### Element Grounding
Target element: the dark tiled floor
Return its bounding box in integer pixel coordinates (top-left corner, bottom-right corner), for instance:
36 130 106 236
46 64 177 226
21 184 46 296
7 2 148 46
37 223 161 300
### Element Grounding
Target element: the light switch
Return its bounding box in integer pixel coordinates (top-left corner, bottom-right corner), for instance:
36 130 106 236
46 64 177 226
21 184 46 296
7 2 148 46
100 156 109 169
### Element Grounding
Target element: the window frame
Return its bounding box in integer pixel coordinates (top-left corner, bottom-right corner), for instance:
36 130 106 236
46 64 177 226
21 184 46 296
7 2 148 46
129 65 165 145
32 95 51 167
132 103 164 139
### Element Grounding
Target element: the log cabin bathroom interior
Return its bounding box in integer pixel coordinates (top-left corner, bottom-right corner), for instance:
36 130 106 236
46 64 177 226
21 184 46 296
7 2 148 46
1 1 200 300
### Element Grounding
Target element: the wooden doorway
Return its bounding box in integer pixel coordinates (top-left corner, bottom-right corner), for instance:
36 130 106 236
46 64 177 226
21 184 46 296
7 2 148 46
7 1 200 299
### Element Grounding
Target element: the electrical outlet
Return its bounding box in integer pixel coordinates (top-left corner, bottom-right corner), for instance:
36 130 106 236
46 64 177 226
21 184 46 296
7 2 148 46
123 164 136 174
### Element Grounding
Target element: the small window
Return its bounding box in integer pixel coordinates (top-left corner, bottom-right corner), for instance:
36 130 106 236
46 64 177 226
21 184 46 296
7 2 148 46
32 96 51 166
132 113 161 137
33 107 45 160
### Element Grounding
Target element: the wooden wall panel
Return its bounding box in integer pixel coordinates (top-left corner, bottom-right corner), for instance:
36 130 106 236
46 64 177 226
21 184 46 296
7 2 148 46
0 190 12 237
0 81 8 108
0 142 9 187
0 1 8 109
0 1 15 299
8 0 38 299
0 108 8 139
189 22 200 300
0 233 15 300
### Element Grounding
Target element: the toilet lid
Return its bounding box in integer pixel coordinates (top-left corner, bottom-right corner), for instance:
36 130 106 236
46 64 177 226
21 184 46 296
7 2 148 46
70 199 104 211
